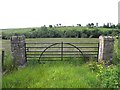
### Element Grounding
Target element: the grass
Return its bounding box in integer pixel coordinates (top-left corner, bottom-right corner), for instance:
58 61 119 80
3 60 100 88
2 28 32 34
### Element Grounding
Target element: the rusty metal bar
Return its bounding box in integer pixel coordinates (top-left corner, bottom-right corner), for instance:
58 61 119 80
97 42 99 62
27 56 98 58
25 42 60 44
24 43 27 62
25 42 98 44
27 53 98 55
26 46 98 48
38 43 59 62
26 50 98 52
61 42 63 60
26 59 83 61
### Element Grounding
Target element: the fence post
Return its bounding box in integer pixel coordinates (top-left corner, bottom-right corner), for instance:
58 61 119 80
11 35 26 68
98 36 114 62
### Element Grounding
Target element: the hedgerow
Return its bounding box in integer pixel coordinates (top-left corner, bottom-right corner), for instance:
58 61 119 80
2 26 120 39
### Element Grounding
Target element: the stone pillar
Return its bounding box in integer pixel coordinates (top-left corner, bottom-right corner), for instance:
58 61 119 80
98 36 114 61
11 35 26 67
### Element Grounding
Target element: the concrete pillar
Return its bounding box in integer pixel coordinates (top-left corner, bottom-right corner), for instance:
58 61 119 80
98 36 114 61
11 35 26 67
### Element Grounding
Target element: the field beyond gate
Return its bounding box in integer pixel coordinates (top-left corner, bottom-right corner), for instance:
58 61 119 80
25 38 99 62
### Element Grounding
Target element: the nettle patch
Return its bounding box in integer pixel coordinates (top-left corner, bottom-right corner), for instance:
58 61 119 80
88 60 120 88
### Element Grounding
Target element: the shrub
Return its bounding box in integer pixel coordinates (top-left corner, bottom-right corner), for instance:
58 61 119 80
88 59 120 88
3 52 13 73
112 38 120 65
91 29 103 38
117 24 120 29
97 65 120 88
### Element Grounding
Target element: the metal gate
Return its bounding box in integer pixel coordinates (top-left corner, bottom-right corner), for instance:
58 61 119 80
25 42 99 62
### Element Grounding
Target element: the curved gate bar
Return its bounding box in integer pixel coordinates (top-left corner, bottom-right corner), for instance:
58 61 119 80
65 43 86 61
38 42 86 62
38 43 60 63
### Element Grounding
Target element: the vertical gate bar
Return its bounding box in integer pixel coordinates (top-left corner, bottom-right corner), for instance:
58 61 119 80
61 42 63 61
97 42 99 62
25 43 27 62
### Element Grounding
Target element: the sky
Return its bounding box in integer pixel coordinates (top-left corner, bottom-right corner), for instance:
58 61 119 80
0 0 119 29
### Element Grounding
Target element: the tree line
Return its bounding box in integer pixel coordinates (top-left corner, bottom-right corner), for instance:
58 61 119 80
49 23 120 28
2 25 120 39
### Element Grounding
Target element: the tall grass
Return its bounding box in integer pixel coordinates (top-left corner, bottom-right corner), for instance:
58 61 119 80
3 59 100 88
3 52 13 72
113 38 120 65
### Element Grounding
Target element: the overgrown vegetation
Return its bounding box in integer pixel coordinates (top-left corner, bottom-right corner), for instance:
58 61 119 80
2 52 13 72
88 60 120 88
88 38 120 88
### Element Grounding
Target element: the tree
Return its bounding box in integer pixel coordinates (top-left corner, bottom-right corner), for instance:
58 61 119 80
91 23 94 28
31 28 36 31
106 23 110 28
56 24 59 27
109 23 112 27
77 24 81 27
117 23 120 29
59 23 61 26
86 23 91 28
96 23 98 27
103 23 107 28
49 25 53 28
111 24 116 28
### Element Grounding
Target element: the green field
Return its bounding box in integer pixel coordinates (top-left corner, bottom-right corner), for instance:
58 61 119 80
2 38 120 88
2 26 112 33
